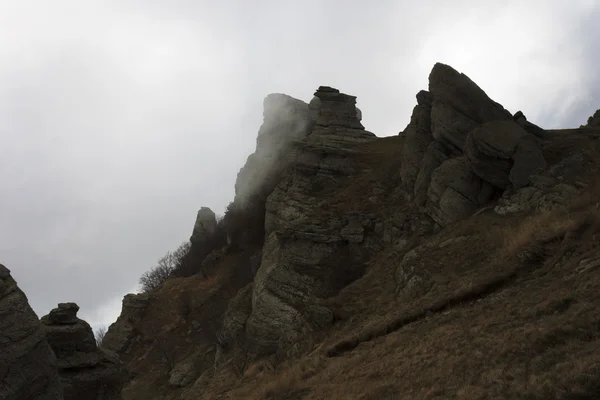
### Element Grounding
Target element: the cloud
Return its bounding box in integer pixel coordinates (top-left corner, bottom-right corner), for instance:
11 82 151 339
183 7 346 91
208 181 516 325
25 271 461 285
0 0 599 331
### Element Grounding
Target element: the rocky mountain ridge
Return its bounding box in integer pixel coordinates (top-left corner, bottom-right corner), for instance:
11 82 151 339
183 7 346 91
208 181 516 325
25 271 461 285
3 62 600 399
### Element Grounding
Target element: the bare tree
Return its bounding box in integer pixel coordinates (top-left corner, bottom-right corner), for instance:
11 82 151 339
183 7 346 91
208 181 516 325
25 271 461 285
94 325 107 347
139 241 191 293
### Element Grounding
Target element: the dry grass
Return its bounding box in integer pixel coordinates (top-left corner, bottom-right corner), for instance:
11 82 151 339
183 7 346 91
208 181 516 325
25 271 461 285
192 192 600 400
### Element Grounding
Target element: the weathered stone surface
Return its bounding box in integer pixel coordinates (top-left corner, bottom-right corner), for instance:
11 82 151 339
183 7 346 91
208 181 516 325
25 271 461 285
102 293 149 355
0 264 64 400
425 157 494 226
495 180 580 215
214 283 253 371
41 318 97 357
312 86 365 130
428 62 512 150
465 120 546 189
44 302 80 325
191 207 217 244
245 87 375 354
414 141 453 206
402 63 519 218
400 90 434 193
41 304 124 400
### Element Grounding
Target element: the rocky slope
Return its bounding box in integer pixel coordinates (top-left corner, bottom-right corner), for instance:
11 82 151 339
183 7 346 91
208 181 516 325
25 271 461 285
6 62 600 399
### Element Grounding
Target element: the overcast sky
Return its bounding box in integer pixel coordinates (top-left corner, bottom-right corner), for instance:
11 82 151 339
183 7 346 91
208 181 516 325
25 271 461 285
1 0 599 331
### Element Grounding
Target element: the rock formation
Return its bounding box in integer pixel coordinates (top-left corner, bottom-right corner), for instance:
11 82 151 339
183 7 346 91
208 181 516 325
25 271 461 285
191 207 217 244
234 93 315 208
0 264 64 400
244 86 377 354
399 62 547 226
225 93 315 250
41 303 124 400
103 293 149 355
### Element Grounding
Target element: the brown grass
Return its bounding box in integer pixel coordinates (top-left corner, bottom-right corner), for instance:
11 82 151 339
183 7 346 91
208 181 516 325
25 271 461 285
189 190 600 400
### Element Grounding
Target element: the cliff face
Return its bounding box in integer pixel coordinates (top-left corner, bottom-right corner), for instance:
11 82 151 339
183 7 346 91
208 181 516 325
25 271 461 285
56 63 600 399
0 264 64 400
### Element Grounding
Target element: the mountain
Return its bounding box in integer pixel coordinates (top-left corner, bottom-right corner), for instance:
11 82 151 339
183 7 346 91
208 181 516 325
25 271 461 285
3 62 600 399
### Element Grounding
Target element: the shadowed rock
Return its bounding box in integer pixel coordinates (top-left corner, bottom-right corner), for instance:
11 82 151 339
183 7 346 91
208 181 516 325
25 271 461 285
41 303 124 400
400 63 546 225
465 120 547 189
428 62 512 150
102 293 149 355
0 264 64 400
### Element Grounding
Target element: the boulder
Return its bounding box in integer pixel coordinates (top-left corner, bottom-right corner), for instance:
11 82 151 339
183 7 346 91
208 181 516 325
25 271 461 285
425 157 494 226
0 264 64 400
465 120 546 189
41 303 124 400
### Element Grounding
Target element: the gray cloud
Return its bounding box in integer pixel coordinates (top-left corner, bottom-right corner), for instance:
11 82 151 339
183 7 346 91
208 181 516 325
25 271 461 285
0 0 599 329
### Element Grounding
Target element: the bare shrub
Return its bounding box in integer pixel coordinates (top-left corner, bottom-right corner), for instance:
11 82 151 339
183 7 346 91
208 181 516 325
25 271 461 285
139 241 191 293
94 325 107 347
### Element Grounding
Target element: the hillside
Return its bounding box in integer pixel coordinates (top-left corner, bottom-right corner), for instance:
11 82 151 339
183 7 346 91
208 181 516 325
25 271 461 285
3 62 600 400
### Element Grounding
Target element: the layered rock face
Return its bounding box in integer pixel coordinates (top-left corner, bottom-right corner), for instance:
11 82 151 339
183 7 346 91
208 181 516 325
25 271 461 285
103 293 149 355
0 264 64 400
41 303 124 400
400 63 547 226
244 86 377 354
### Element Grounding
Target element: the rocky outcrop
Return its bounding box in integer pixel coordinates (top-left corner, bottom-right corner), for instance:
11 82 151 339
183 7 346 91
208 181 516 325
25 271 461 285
245 86 377 355
465 121 546 189
428 62 512 150
41 303 124 400
583 109 600 128
0 264 64 400
102 293 149 355
191 207 217 244
426 157 494 227
400 63 547 226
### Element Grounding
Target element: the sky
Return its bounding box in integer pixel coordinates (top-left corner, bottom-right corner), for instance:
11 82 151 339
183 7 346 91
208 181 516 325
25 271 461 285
1 0 599 332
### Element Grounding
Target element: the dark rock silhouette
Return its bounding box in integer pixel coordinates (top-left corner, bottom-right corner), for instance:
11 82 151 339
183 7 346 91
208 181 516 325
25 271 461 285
41 303 124 400
0 264 64 400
